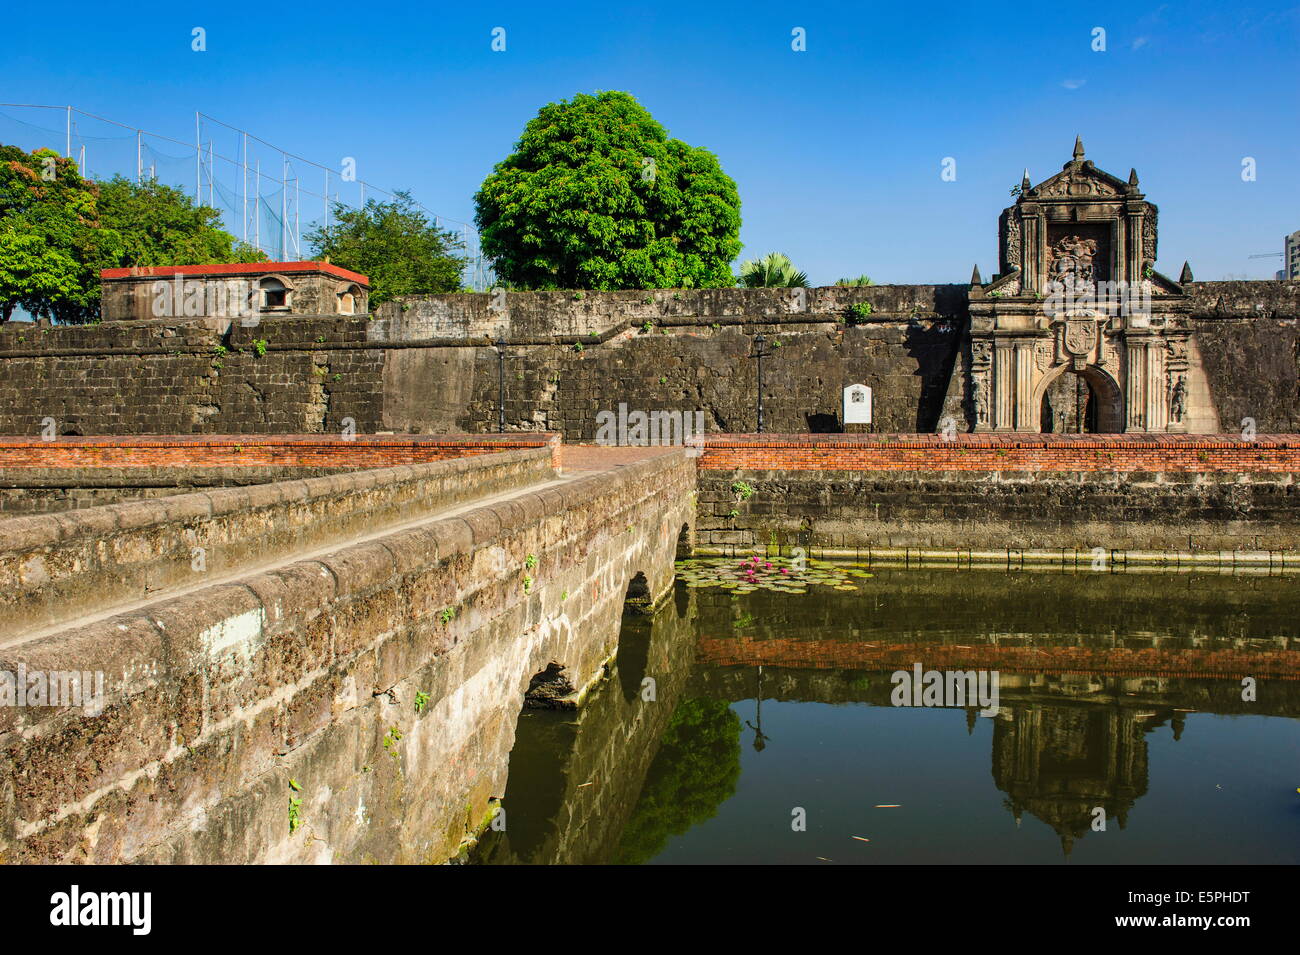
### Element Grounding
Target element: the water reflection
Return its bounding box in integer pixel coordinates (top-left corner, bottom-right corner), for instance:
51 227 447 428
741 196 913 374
472 567 1300 865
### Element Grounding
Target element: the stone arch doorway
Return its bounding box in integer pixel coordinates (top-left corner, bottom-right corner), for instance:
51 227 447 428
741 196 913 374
1034 365 1124 433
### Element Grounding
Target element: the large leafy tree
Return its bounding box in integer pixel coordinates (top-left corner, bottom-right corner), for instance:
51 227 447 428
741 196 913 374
0 145 262 323
306 191 466 305
474 91 741 290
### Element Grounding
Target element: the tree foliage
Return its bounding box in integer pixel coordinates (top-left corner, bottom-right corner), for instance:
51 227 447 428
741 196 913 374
96 176 263 267
738 252 809 288
474 91 741 290
611 698 742 864
835 274 875 287
0 146 116 322
0 145 260 323
306 191 466 305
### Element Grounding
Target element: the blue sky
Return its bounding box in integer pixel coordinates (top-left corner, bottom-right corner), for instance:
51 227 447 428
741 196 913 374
4 0 1298 284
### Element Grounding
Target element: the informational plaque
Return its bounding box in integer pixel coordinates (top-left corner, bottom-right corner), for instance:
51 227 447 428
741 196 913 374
843 383 872 425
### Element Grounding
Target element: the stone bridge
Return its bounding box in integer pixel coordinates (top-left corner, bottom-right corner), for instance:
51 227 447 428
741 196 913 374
0 438 694 863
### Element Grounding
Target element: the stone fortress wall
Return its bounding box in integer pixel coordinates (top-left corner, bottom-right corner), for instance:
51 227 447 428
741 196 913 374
0 281 1295 441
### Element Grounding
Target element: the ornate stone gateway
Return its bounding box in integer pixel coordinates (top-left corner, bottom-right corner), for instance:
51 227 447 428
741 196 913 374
967 139 1193 433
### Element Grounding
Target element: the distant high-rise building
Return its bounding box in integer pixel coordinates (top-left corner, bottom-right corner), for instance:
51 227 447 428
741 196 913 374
1286 231 1300 280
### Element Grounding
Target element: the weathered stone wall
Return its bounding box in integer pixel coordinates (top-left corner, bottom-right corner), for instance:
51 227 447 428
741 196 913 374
0 282 1296 438
0 466 356 516
0 446 558 641
698 467 1298 554
0 449 696 864
472 601 700 865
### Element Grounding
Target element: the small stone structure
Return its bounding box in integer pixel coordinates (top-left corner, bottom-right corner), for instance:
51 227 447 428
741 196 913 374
99 261 370 322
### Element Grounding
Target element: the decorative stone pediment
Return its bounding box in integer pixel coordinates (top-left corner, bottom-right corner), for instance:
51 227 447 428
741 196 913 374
1032 165 1124 200
997 138 1164 291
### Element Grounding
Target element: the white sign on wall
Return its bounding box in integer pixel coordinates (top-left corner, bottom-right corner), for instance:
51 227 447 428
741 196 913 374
843 383 872 425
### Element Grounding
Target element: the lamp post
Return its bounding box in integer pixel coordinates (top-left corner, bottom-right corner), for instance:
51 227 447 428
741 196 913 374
751 332 772 434
494 335 509 434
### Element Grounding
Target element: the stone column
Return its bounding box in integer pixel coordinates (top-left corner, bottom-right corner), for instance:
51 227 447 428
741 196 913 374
994 341 1015 431
1014 341 1036 432
1125 340 1146 432
1126 212 1144 281
1146 341 1167 432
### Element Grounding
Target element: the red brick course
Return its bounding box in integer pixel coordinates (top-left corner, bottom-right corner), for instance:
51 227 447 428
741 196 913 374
100 261 370 284
697 636 1300 680
696 433 1300 472
0 433 560 469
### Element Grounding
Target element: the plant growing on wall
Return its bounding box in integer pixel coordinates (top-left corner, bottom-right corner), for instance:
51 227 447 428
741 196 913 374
737 253 808 288
834 275 875 287
288 779 304 834
473 91 741 291
841 302 873 325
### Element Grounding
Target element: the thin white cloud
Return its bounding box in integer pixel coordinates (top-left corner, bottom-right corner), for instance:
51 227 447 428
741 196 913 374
1132 35 1150 50
1061 78 1087 90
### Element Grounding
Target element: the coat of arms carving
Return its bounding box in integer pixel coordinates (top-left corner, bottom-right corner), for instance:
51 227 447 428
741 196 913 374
1061 319 1098 369
1048 235 1099 292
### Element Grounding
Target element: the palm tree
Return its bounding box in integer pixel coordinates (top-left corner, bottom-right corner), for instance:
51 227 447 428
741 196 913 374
835 274 875 287
737 252 809 288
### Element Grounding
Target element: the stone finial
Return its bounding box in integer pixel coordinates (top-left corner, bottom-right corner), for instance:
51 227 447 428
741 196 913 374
1128 167 1139 187
1021 168 1031 192
1179 261 1194 284
971 264 982 286
1072 136 1085 161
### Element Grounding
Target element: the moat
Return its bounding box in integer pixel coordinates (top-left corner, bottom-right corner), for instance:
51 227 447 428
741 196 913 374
471 564 1300 865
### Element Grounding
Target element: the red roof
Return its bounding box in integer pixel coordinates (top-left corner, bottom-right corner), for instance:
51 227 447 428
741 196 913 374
100 261 369 285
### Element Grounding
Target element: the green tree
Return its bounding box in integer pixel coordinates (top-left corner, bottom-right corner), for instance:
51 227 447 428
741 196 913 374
306 191 466 305
835 274 875 286
95 175 263 267
0 145 119 322
738 252 809 288
0 225 83 323
473 91 741 290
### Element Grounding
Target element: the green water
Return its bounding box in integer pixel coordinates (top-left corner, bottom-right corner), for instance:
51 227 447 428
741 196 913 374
471 564 1300 865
